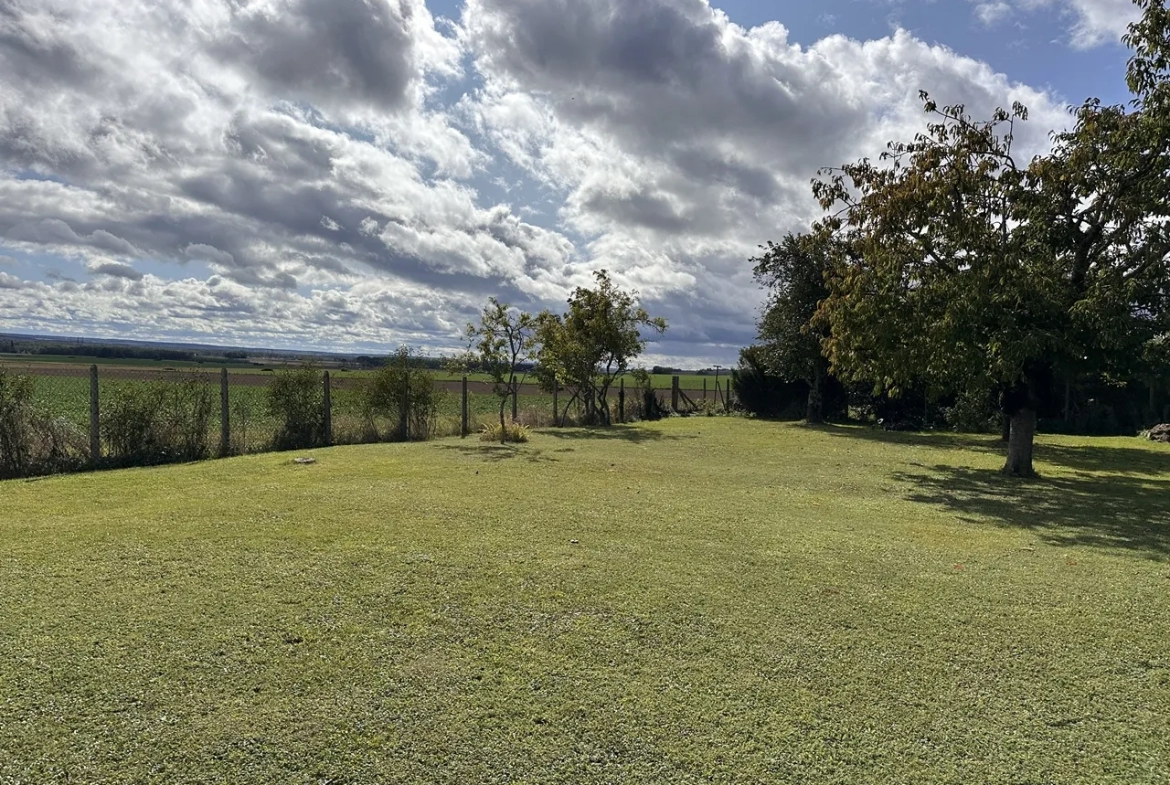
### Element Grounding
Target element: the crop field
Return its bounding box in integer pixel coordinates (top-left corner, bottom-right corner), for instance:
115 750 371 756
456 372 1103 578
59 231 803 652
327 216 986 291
1 418 1168 783
0 355 720 391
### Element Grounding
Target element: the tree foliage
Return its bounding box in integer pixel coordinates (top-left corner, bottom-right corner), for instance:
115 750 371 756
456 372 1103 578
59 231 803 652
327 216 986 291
535 270 667 426
752 233 835 422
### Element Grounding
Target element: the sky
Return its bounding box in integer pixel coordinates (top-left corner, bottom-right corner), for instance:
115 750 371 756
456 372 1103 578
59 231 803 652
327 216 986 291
0 0 1146 365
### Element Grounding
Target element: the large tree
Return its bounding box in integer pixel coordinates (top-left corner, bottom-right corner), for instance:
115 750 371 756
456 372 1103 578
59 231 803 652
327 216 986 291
752 233 834 423
536 270 667 426
812 0 1170 477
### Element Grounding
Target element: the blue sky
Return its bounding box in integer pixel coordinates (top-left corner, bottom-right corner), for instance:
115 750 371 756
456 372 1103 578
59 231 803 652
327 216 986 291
0 0 1146 364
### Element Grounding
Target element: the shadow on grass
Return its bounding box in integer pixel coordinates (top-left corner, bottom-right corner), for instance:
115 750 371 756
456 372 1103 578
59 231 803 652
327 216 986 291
434 444 559 464
539 425 694 444
895 465 1170 558
816 424 1170 475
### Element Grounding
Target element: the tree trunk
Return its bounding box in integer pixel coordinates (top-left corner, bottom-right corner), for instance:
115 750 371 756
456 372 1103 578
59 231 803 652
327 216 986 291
1000 414 1011 442
805 368 824 424
499 397 508 444
1002 407 1037 477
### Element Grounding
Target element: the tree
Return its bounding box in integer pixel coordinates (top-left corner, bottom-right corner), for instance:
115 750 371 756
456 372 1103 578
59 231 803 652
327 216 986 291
752 233 834 423
535 270 667 426
362 347 443 442
466 298 537 443
812 0 1170 477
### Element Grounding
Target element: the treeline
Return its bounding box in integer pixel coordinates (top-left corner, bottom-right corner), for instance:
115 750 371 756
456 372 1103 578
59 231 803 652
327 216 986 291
2 337 250 364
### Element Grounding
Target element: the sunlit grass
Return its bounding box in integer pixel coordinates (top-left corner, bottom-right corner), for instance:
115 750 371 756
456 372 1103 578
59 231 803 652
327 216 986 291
1 419 1168 783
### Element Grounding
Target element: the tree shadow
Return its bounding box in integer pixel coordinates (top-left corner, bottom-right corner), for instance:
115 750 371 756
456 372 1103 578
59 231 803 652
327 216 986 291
894 465 1170 558
539 426 694 444
815 424 1003 454
433 444 559 464
817 424 1170 475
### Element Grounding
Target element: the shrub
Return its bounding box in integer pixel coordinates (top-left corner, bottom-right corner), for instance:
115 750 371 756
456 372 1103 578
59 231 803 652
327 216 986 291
103 375 215 466
0 369 88 478
359 348 443 442
266 365 326 451
479 421 531 443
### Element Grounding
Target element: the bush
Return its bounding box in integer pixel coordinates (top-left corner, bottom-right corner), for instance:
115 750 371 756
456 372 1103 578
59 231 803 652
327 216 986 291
359 348 443 442
103 375 215 466
480 421 531 443
266 365 326 451
0 369 88 478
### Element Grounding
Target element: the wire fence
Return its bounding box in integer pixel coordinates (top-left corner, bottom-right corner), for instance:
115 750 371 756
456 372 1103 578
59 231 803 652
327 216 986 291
0 363 732 480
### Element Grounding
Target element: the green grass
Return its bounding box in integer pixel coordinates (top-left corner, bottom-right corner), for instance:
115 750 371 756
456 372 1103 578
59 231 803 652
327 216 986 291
2 420 1168 783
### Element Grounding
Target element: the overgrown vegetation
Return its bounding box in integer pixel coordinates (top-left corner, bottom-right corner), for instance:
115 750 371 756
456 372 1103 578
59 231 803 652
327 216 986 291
359 347 444 442
0 368 87 478
102 376 215 466
266 364 327 451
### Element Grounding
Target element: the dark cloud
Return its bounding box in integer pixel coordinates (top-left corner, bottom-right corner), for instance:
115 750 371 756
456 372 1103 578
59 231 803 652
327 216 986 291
88 261 144 281
214 0 418 113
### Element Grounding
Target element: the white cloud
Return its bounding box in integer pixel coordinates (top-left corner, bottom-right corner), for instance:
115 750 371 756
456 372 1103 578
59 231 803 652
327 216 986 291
0 0 1081 363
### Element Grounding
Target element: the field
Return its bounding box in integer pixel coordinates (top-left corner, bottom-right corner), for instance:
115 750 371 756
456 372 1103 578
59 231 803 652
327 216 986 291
1 419 1168 783
0 355 720 391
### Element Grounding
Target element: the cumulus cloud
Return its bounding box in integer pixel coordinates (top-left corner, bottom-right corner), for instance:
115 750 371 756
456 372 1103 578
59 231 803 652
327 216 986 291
0 0 1080 363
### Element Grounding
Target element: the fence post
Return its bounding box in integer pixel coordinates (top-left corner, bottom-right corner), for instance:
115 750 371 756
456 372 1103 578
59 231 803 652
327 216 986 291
703 377 707 401
671 375 680 412
461 375 469 438
510 373 518 423
401 368 410 442
553 376 559 428
619 378 625 424
725 378 732 412
323 371 332 447
220 368 230 457
89 364 100 464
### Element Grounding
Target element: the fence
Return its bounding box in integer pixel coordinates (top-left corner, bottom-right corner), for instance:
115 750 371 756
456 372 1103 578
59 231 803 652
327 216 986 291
0 364 736 480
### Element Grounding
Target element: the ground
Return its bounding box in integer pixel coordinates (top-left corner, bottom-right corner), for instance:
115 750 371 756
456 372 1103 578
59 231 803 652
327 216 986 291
1 418 1168 783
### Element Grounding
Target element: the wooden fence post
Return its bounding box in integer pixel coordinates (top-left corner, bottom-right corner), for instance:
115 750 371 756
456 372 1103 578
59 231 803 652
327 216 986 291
461 376 469 438
618 378 625 424
89 364 100 464
553 376 559 428
323 371 332 447
671 375 680 412
220 368 230 457
703 377 707 400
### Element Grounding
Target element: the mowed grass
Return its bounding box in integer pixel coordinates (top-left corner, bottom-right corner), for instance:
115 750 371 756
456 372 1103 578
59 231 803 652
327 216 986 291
1 419 1168 784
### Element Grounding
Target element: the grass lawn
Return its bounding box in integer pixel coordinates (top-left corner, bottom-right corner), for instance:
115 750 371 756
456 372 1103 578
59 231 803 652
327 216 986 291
1 419 1168 783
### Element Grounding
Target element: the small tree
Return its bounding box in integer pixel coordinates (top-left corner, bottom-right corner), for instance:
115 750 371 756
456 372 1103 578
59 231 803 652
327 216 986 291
535 270 667 425
467 299 537 443
362 347 443 441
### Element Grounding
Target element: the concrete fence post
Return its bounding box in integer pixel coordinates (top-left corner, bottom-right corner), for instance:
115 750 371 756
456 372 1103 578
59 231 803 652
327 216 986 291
323 371 332 447
220 368 230 457
89 364 100 464
461 375 469 438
